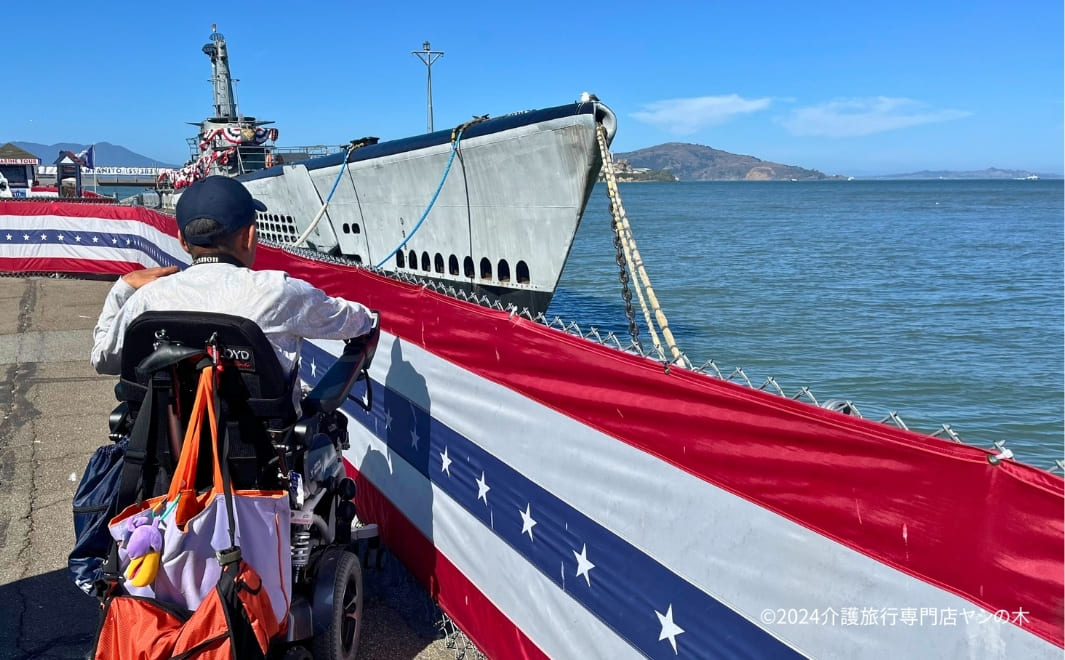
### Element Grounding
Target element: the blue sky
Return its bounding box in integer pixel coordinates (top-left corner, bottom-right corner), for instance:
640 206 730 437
3 1 1061 175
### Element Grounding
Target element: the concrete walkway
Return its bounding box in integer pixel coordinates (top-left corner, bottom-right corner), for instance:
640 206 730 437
0 276 456 660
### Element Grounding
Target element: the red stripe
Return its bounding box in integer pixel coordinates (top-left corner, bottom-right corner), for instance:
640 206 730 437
0 256 138 276
346 462 549 660
256 245 1064 648
0 201 179 236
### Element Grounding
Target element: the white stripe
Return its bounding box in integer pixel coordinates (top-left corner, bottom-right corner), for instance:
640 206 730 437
341 335 1057 659
0 242 163 266
335 335 641 659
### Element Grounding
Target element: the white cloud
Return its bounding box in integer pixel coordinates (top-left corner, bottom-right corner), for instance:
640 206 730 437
632 94 772 134
780 97 971 137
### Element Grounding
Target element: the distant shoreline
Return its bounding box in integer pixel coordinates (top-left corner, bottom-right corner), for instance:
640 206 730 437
610 177 1063 183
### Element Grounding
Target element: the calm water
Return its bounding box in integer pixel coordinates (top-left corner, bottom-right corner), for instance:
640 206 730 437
549 180 1064 468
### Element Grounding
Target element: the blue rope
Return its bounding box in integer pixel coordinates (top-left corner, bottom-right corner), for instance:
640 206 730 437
292 143 357 247
374 129 463 268
325 145 352 203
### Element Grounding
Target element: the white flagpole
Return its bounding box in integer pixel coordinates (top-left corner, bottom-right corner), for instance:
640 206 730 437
92 143 98 194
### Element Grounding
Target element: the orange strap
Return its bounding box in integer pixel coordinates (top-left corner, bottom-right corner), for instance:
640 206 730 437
167 366 225 503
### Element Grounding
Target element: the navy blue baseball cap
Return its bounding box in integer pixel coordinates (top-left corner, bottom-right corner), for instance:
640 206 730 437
175 176 267 246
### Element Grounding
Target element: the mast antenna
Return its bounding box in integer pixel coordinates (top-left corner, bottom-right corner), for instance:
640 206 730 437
204 24 238 120
412 41 444 133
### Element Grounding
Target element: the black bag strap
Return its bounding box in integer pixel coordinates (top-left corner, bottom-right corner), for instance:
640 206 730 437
154 372 175 478
214 371 242 566
97 375 158 599
116 377 154 506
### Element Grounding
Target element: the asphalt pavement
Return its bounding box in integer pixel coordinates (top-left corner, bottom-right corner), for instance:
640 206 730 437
0 276 460 660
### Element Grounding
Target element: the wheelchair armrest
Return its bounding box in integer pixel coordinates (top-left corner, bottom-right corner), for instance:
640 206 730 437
302 315 380 415
108 402 131 442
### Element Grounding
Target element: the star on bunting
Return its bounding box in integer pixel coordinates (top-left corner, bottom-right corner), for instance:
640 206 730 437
573 543 595 586
476 471 490 504
440 446 452 477
519 504 537 540
656 604 685 654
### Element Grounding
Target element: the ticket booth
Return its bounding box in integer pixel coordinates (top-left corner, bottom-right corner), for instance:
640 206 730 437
54 151 84 197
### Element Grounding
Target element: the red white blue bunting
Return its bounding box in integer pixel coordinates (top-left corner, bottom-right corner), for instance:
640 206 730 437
0 203 1059 659
262 247 1062 659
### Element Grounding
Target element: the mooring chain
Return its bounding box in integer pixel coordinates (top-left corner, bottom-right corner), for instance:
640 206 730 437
597 124 650 354
595 122 689 366
610 208 642 352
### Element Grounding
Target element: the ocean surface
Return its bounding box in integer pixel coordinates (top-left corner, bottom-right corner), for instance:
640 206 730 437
548 180 1064 469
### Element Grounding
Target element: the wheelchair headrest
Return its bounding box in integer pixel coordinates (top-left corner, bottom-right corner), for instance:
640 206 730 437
117 311 296 421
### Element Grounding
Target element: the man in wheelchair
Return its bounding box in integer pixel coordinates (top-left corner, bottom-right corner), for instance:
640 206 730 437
82 175 380 658
91 175 375 401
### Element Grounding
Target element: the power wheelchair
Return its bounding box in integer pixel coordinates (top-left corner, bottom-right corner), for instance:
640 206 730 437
106 309 380 659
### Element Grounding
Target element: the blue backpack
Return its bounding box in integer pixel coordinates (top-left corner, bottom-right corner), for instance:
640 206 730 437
69 380 170 596
69 437 129 595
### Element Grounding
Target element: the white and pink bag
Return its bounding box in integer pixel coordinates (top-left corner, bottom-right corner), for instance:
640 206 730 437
109 364 291 626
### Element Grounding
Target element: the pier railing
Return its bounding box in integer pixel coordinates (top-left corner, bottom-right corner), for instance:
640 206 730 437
35 165 163 187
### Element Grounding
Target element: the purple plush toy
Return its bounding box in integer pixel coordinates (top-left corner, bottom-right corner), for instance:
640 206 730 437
124 510 164 587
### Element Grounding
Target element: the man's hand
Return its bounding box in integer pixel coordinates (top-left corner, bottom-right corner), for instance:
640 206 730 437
122 265 179 290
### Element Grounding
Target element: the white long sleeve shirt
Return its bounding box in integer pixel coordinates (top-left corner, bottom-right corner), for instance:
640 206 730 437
91 262 373 381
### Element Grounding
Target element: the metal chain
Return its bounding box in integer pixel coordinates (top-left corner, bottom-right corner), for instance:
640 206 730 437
610 204 642 352
596 122 644 353
595 123 686 364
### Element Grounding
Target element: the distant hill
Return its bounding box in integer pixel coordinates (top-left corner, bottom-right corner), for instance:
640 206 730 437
615 142 841 181
862 167 1062 180
4 141 179 168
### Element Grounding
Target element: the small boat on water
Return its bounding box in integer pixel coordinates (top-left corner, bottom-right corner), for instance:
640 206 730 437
157 26 616 315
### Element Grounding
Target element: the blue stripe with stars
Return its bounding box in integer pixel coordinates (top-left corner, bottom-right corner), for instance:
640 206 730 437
3 228 186 268
300 341 800 659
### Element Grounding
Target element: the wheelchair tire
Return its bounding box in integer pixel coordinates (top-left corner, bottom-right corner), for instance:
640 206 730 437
277 644 313 660
312 548 363 660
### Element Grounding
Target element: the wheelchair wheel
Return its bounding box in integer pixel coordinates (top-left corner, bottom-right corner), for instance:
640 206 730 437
312 548 363 660
277 644 313 660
